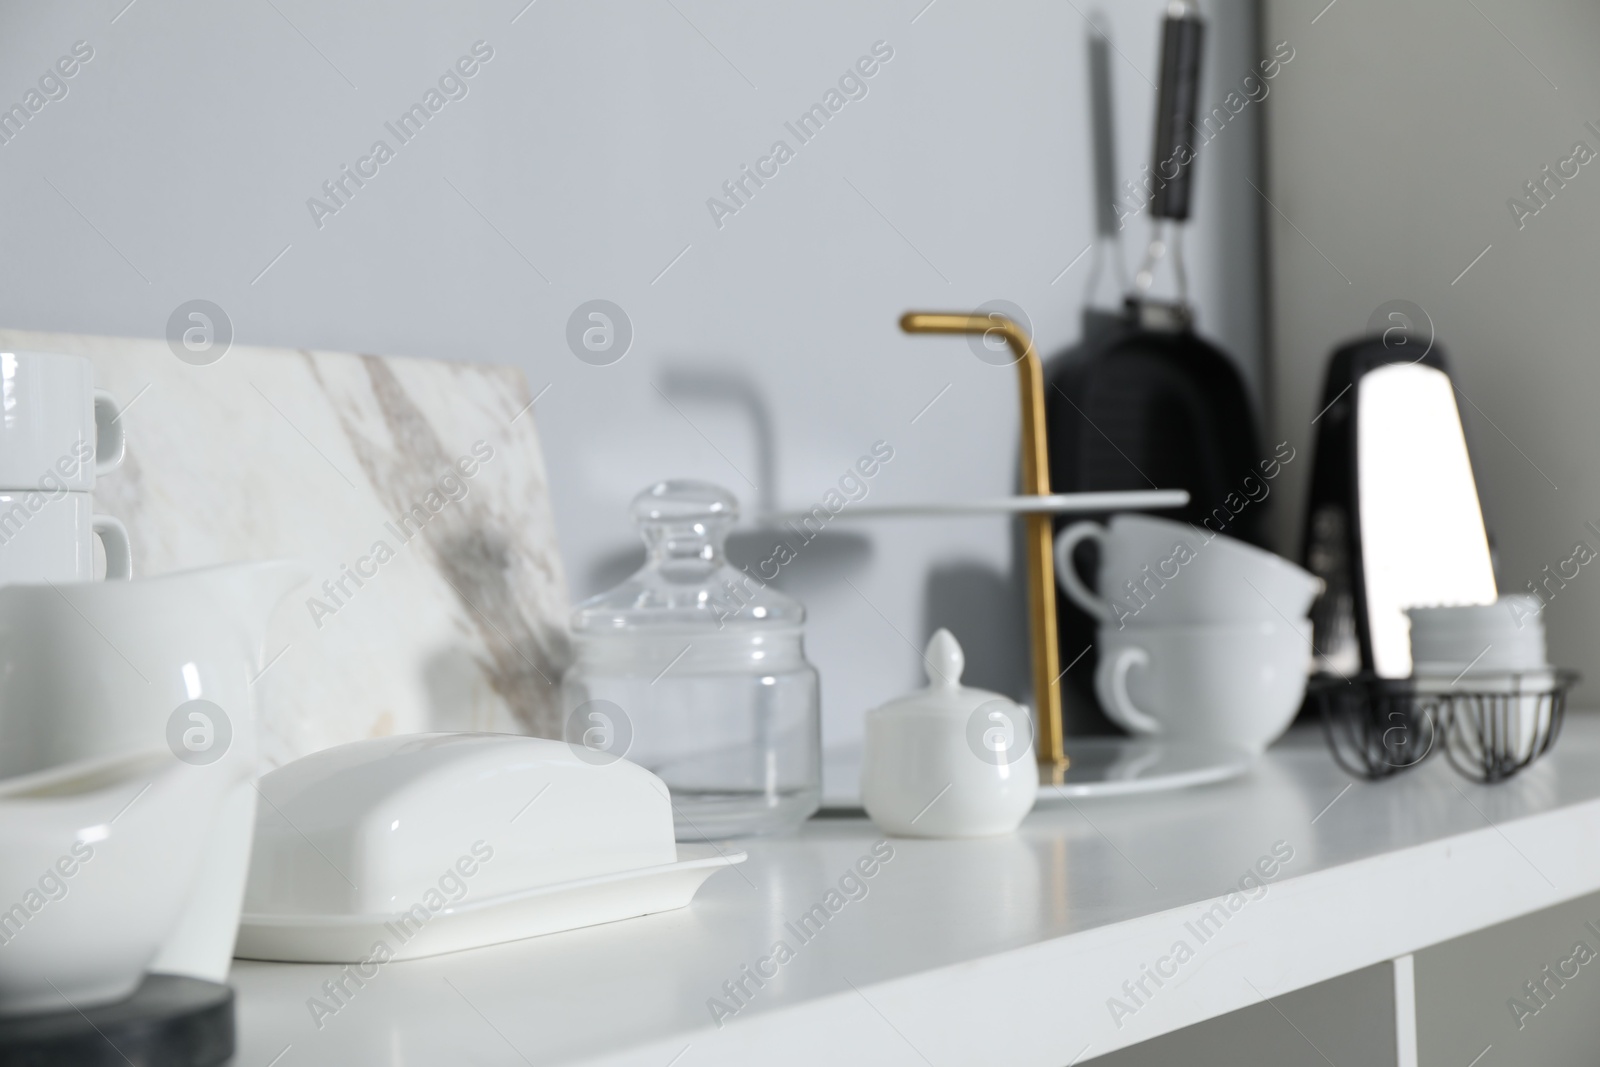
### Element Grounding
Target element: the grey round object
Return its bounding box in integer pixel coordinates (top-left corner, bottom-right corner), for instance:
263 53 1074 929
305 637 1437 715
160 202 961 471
0 974 234 1067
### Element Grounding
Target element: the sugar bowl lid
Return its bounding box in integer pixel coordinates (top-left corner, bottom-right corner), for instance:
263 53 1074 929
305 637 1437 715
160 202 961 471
871 629 1023 720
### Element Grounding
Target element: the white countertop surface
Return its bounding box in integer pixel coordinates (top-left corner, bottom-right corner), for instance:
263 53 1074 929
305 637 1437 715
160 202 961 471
232 715 1600 1066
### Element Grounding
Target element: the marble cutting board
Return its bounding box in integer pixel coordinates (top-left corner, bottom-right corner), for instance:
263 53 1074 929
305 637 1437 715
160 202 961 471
0 328 569 769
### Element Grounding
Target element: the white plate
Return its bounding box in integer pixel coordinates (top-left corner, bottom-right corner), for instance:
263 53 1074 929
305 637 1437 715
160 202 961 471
766 490 1188 521
235 844 745 963
1034 737 1256 800
821 737 1253 809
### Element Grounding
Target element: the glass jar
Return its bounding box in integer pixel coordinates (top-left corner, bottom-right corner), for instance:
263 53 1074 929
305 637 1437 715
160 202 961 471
563 481 820 839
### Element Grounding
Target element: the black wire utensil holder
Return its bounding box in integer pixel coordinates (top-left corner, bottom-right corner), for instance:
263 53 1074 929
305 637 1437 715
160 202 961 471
1310 670 1575 783
1311 674 1442 780
1439 670 1575 783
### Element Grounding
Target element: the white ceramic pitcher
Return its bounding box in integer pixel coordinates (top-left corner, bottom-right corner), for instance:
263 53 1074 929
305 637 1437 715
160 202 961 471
0 560 306 985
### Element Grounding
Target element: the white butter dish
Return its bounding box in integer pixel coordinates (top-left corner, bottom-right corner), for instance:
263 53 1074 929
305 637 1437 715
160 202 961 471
236 733 744 963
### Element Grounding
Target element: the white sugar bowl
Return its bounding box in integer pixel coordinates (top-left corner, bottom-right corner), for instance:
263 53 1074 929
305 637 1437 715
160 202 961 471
861 629 1038 838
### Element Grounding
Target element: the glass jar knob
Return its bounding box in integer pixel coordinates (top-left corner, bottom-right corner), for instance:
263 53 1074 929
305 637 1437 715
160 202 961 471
631 480 737 578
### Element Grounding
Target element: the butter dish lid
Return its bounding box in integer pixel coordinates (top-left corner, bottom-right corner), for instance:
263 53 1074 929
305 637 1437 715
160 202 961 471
869 629 1023 719
243 733 678 918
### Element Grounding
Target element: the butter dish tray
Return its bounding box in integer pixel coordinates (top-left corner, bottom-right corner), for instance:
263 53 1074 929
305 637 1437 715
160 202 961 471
236 733 744 963
236 844 744 963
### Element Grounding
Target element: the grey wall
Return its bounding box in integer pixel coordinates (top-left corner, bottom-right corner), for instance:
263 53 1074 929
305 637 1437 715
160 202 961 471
1085 961 1397 1066
1082 887 1600 1064
1417 888 1600 1066
0 0 1264 742
1262 0 1600 697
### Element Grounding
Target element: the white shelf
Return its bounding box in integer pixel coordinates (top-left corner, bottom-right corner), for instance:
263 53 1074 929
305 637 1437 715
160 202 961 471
763 489 1189 520
231 716 1600 1065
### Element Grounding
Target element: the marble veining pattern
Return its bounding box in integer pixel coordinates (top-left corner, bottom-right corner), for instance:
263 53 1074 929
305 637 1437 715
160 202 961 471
0 329 570 768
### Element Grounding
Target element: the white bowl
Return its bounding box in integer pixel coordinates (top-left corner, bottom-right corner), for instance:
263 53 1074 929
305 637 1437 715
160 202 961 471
0 748 245 1016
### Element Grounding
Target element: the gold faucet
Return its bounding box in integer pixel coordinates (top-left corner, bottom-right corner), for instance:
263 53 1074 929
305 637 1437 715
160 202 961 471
899 312 1067 776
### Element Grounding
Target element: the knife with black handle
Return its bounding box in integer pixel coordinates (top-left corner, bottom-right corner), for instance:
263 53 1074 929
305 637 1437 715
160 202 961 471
1149 2 1205 223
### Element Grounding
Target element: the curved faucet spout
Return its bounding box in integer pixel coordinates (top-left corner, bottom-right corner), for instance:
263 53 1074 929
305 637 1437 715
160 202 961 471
899 311 1064 773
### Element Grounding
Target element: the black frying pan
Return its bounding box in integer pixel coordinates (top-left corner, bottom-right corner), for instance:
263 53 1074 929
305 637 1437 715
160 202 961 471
1044 2 1265 733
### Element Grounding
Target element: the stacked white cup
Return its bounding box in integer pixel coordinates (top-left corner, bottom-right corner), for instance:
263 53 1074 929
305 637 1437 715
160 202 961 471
1407 597 1553 761
1055 514 1322 752
0 351 131 585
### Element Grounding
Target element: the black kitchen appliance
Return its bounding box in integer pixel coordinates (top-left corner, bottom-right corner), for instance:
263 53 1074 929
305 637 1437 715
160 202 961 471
1045 2 1265 732
1300 334 1497 679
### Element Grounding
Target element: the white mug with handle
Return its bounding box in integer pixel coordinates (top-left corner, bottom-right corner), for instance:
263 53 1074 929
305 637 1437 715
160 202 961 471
0 351 125 491
0 490 131 583
1094 619 1309 752
1056 513 1321 627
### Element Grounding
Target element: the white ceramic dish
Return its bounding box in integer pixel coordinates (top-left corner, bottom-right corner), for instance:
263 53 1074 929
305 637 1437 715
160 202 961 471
1034 737 1257 800
767 489 1188 521
0 561 305 987
0 350 124 491
241 733 743 961
0 490 130 584
236 844 744 963
861 630 1037 838
1056 513 1323 626
244 734 678 918
0 747 248 1016
1406 597 1546 675
1094 618 1311 752
823 736 1254 808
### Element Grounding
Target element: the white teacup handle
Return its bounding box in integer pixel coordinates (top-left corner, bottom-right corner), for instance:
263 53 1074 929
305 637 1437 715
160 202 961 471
92 514 132 580
1105 646 1163 735
1054 521 1111 623
93 389 126 478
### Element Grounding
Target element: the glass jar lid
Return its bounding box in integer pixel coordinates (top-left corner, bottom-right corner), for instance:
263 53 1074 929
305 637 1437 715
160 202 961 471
570 480 805 634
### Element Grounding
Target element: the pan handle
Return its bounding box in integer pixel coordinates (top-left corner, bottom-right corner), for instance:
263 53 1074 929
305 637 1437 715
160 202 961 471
1087 12 1120 238
1149 2 1205 222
